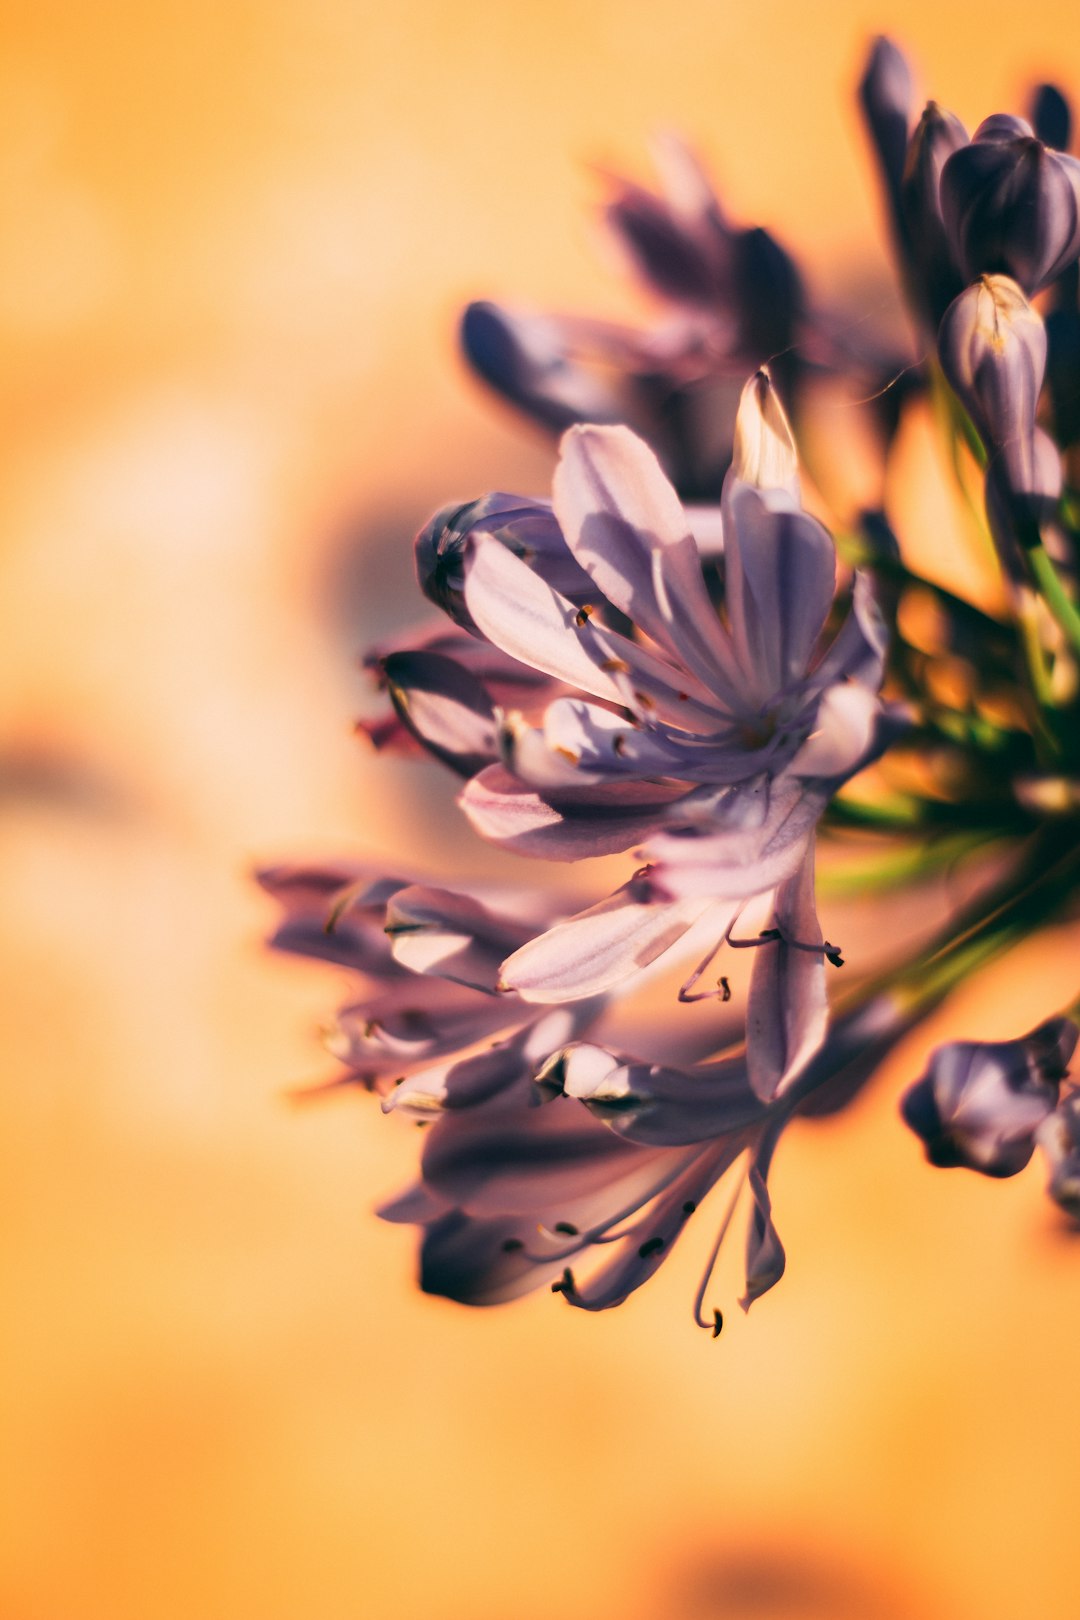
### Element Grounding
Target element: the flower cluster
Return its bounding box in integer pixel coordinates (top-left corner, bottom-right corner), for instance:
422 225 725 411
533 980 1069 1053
264 36 1080 1330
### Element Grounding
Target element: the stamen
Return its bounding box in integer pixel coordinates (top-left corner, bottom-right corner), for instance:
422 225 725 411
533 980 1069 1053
551 1267 575 1295
678 935 726 1003
554 1221 579 1236
719 976 731 1002
575 604 595 627
692 1163 747 1334
638 1236 666 1259
712 1309 724 1338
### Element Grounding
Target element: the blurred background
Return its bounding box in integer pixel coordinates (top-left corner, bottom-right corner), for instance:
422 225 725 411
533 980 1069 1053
4 1 1080 1616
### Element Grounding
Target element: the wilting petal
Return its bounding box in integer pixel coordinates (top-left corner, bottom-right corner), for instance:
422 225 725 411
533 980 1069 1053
553 424 744 706
746 839 828 1103
556 1042 765 1146
381 651 498 777
941 117 1080 294
901 1017 1077 1176
461 764 685 860
740 1161 786 1310
500 880 720 1002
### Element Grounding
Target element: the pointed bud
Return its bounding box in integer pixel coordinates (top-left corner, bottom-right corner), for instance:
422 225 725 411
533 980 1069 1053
730 369 799 495
940 115 1080 294
901 1018 1077 1177
937 275 1059 550
1029 82 1072 153
901 101 969 323
729 225 803 358
858 36 915 218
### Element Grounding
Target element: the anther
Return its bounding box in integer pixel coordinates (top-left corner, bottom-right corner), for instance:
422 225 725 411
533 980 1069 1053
719 976 731 1002
551 1267 575 1295
712 1309 724 1338
554 1221 579 1236
602 657 631 674
682 1201 697 1216
575 604 595 627
638 1236 665 1259
825 946 845 968
502 1238 524 1253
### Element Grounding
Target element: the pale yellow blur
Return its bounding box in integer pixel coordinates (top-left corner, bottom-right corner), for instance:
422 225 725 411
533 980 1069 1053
4 3 1080 1618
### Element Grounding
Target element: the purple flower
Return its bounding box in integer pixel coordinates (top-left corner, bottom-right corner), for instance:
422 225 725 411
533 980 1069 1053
937 274 1061 564
940 114 1080 296
901 1018 1078 1177
448 371 888 1099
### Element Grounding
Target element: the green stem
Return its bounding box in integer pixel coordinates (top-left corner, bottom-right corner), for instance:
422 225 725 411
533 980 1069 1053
1028 541 1080 659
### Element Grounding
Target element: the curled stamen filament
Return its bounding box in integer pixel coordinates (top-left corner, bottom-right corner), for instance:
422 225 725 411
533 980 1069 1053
693 1160 749 1333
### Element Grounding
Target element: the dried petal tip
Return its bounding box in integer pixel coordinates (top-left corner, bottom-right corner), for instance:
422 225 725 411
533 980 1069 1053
730 370 799 495
901 1018 1077 1178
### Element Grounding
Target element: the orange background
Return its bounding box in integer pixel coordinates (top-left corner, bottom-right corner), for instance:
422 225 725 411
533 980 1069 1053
4 3 1080 1617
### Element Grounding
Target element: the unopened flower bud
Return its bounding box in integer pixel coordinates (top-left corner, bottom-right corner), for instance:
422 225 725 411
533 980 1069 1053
1029 82 1072 154
415 494 589 629
941 115 1080 294
938 275 1059 549
858 36 915 219
902 1018 1077 1177
901 101 969 323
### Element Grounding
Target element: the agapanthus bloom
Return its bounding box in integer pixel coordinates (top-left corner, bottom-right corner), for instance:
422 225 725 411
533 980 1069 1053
265 33 1080 1335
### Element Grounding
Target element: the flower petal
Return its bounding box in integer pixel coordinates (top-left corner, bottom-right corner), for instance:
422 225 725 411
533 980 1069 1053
745 838 828 1103
500 881 718 1003
557 1042 765 1147
384 884 535 991
553 423 744 705
461 764 685 860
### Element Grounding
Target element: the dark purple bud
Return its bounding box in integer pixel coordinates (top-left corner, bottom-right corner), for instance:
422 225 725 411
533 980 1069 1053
1036 1091 1080 1220
415 493 592 631
858 35 915 221
460 301 621 432
901 1017 1077 1178
1029 83 1072 153
901 102 969 323
938 275 1059 548
940 115 1080 294
730 226 804 359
